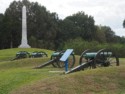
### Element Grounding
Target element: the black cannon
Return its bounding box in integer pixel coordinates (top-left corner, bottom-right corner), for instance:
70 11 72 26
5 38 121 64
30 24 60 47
13 51 30 60
34 50 75 69
13 51 48 60
66 49 119 74
50 50 75 68
30 51 48 58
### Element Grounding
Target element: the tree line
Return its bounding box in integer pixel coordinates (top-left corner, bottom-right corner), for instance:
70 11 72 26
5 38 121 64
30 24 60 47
0 0 125 57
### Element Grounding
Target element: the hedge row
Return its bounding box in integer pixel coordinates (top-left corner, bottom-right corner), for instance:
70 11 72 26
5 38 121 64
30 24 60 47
63 38 125 57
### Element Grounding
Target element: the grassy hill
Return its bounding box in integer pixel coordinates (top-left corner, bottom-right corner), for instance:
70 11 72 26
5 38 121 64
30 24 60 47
0 48 53 61
0 48 125 94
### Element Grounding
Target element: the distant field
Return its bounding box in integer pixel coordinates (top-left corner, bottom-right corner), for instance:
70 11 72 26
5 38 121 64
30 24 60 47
0 48 125 94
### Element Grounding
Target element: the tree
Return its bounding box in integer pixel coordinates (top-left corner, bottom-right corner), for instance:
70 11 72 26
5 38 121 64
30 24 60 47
98 26 115 43
123 20 125 28
58 11 96 42
2 0 59 49
0 13 4 48
0 14 4 33
3 1 24 48
1 0 124 50
95 25 106 43
123 19 125 28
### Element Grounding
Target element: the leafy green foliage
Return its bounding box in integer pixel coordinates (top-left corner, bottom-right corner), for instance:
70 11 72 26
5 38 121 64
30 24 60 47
58 12 96 41
63 37 125 57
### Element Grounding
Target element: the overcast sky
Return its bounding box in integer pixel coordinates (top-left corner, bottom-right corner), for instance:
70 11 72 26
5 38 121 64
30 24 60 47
0 0 125 36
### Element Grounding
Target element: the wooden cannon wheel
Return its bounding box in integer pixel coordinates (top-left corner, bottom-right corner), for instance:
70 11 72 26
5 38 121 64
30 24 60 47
79 49 119 70
94 49 119 67
51 50 75 68
79 49 90 65
57 52 75 68
79 49 94 70
50 51 61 68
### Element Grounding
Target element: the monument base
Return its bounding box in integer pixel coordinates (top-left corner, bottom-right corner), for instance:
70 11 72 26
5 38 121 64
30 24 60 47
18 44 31 48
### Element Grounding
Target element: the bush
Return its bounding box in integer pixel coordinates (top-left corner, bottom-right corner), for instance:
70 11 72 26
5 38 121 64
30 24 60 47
63 38 125 57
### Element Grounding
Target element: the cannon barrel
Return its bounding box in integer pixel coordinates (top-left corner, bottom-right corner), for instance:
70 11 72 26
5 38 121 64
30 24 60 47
51 52 63 57
83 52 112 59
31 51 48 58
12 51 30 60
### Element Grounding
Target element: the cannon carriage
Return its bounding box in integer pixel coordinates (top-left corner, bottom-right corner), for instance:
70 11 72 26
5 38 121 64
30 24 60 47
79 49 119 68
32 48 119 74
13 51 30 60
50 50 75 68
30 51 48 58
34 50 75 69
13 51 48 60
66 49 119 74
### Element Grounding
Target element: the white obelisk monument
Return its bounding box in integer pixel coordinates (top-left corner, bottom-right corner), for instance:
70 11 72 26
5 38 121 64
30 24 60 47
19 6 31 48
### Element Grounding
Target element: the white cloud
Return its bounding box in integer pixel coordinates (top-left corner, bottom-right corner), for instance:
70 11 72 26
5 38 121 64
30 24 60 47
0 0 12 13
0 0 125 36
114 28 125 37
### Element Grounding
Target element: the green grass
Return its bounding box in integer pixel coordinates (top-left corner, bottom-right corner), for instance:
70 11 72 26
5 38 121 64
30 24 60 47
0 67 61 94
0 48 58 94
10 66 125 94
0 48 53 61
0 48 125 94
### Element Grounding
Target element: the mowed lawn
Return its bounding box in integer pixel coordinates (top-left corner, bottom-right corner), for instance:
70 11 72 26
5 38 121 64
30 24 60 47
0 48 125 94
0 48 59 94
